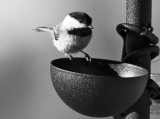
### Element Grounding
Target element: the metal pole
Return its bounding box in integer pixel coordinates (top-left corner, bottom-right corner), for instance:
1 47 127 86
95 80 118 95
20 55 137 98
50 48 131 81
125 0 151 118
126 0 152 55
117 0 152 119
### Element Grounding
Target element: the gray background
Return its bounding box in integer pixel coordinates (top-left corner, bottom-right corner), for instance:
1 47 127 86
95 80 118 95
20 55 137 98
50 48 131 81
0 0 159 119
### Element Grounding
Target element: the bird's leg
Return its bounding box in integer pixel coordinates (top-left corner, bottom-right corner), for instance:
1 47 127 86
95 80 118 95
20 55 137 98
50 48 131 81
65 54 74 64
81 51 91 64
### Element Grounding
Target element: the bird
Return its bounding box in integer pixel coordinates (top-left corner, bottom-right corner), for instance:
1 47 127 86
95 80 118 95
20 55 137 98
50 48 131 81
34 11 93 63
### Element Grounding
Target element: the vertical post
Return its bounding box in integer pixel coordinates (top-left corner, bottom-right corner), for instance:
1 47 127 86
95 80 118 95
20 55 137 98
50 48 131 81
126 0 152 55
122 0 152 119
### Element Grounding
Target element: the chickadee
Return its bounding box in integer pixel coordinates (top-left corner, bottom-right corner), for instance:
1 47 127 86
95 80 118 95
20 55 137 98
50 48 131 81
34 11 93 63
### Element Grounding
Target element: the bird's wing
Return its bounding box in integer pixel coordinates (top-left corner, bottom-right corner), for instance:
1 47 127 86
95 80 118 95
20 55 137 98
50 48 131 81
53 25 59 40
53 24 66 40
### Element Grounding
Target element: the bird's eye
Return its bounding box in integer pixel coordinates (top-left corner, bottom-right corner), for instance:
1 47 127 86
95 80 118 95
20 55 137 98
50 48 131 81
78 19 82 23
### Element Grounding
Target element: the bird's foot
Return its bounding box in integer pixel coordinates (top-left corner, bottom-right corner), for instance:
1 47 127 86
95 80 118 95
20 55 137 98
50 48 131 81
81 51 92 65
65 54 74 64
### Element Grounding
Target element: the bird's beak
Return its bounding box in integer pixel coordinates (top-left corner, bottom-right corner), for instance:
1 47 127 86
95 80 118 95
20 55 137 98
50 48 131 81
88 25 94 29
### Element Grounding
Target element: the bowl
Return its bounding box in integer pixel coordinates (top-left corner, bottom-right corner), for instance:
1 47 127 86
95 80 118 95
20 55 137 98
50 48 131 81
50 58 148 117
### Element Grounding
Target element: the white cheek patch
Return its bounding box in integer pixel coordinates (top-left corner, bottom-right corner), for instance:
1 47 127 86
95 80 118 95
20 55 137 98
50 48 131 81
61 15 85 30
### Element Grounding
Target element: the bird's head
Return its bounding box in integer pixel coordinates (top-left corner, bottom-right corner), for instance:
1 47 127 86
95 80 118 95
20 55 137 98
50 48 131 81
61 11 93 30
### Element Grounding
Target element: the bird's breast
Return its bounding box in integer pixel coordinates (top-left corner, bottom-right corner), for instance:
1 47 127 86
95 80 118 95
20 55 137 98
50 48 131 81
53 32 92 54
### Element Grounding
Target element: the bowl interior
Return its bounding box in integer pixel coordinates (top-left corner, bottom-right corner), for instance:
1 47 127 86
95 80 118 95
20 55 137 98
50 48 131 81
52 58 148 78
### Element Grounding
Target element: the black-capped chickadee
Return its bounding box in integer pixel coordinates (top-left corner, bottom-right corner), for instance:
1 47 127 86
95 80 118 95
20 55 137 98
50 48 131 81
34 11 93 63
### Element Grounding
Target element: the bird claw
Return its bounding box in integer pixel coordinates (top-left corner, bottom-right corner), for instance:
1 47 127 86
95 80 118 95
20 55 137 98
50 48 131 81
81 51 92 65
66 52 92 65
66 54 73 64
85 54 92 65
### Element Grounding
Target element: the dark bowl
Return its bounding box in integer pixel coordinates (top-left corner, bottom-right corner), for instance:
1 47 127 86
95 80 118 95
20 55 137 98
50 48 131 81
50 58 148 117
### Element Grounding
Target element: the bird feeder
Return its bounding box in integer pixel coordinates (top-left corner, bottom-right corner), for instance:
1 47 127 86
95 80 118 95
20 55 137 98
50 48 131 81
50 0 159 119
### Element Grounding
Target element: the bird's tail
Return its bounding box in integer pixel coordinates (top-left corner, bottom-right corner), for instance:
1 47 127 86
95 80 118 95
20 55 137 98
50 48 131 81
33 27 54 34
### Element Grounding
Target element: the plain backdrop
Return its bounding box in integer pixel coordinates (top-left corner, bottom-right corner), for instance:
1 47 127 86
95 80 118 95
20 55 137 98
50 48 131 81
0 0 159 119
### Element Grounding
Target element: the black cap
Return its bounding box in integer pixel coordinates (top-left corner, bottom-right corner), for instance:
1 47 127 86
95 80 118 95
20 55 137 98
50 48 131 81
69 11 92 26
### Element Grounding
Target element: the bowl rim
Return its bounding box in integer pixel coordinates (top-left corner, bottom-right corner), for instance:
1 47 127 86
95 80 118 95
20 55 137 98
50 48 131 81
50 58 148 78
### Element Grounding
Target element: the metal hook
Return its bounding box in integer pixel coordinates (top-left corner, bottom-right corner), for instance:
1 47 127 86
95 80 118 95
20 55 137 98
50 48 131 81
140 27 148 36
